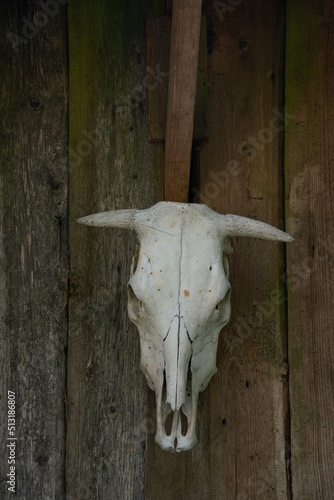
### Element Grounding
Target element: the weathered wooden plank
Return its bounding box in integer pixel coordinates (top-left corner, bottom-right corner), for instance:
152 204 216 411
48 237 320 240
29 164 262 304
164 0 203 202
67 1 164 498
200 0 288 497
285 0 334 496
202 0 288 491
0 1 68 498
146 16 208 143
194 18 208 143
202 1 289 494
146 0 288 497
147 16 172 142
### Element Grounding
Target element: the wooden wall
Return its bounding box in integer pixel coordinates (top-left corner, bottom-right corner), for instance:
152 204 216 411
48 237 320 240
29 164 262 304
285 0 334 496
0 1 68 498
1 0 333 498
67 1 164 498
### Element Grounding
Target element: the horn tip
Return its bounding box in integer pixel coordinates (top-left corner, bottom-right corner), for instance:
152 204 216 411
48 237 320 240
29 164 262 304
76 209 137 228
77 216 93 225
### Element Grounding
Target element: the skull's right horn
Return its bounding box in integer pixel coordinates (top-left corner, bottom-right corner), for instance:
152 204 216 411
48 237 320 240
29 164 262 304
222 214 293 242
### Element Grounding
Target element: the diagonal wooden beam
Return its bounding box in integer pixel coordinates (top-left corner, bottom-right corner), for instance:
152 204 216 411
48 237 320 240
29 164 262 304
164 0 203 202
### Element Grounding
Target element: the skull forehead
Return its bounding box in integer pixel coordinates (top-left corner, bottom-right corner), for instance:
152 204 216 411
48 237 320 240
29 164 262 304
135 202 229 271
135 201 222 239
132 202 229 296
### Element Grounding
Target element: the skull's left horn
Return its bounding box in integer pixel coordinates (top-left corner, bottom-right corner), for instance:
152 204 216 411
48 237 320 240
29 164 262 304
77 209 138 229
222 214 293 242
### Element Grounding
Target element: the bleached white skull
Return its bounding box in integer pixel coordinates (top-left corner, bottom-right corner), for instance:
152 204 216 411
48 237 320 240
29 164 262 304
78 202 293 452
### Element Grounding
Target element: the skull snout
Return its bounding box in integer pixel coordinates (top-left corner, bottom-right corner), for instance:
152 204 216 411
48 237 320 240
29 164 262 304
163 316 192 411
155 372 198 452
153 316 199 451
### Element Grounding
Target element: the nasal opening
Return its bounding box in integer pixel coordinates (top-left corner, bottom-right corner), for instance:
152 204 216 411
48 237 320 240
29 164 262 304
162 366 192 439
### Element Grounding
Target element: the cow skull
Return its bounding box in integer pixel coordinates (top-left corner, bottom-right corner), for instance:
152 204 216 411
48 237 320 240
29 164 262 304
78 202 293 452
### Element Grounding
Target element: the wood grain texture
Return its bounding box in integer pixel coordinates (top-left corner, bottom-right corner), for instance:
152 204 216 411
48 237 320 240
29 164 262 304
285 0 334 496
147 16 174 142
201 0 288 497
164 0 203 202
0 1 68 498
67 1 164 498
146 16 208 143
203 1 289 494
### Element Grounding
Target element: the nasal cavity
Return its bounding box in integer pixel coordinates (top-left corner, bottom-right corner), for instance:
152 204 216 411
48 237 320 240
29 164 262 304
162 369 190 438
164 410 174 436
164 407 189 438
180 410 188 436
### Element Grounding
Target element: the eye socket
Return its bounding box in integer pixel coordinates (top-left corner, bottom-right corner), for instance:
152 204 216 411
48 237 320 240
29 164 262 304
215 288 231 312
130 244 140 277
222 252 230 280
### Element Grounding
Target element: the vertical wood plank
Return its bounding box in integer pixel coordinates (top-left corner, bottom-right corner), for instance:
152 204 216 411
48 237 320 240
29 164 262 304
202 0 288 497
0 1 68 498
285 0 334 496
147 16 208 142
164 0 203 202
67 1 164 498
